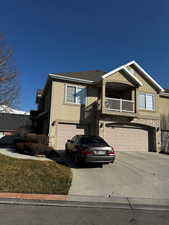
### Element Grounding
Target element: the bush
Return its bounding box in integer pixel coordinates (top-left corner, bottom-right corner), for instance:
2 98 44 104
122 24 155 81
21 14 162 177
14 137 26 146
37 134 49 145
15 133 53 157
25 133 38 143
25 134 49 145
46 149 60 158
15 142 28 154
16 142 55 157
14 125 34 138
14 133 49 146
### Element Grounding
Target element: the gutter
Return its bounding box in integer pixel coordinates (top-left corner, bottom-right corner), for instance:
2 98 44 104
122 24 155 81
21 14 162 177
49 74 94 84
160 92 169 98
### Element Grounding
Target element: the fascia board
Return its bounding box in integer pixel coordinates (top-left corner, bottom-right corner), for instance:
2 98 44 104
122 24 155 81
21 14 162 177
127 61 164 92
49 74 94 84
123 67 143 86
102 65 124 79
102 64 143 86
160 92 169 97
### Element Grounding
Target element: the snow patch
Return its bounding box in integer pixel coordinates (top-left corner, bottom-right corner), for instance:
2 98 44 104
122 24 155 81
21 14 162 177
0 105 30 115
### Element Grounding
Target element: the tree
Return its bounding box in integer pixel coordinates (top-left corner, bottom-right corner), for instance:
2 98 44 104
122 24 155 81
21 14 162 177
0 34 19 108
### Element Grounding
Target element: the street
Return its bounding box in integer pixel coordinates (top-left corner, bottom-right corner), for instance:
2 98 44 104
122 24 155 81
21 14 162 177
0 202 169 225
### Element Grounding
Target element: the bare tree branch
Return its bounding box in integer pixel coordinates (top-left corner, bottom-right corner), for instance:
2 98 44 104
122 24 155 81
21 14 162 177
0 33 20 109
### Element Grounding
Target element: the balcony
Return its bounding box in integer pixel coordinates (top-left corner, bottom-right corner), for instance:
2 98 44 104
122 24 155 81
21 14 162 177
104 97 135 113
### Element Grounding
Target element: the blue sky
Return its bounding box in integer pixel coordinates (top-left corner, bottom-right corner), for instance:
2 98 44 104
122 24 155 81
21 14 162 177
1 0 169 111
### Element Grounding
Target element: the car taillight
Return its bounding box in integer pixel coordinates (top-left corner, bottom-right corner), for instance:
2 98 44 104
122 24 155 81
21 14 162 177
107 151 114 155
107 147 115 155
82 150 93 156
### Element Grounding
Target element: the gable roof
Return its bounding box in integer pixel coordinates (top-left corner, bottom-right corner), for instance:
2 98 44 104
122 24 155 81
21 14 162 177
102 61 164 92
46 61 164 92
0 113 31 131
49 70 106 84
122 67 143 86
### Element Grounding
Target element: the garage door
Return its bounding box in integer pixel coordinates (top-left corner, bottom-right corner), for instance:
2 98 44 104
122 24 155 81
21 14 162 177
104 126 149 152
56 123 85 150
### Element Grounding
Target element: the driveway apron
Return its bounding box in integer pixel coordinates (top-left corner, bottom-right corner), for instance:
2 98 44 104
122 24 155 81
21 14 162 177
69 151 169 199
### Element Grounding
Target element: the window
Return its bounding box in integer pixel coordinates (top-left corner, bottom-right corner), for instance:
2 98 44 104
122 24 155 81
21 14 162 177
66 86 76 103
65 85 86 104
139 93 155 111
79 136 108 145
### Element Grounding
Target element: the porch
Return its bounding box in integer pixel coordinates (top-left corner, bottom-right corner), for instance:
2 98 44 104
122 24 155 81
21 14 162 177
101 82 136 116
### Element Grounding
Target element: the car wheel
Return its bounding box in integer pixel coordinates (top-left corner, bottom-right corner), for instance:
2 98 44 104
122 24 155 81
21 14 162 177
74 154 79 164
65 146 69 155
74 154 82 165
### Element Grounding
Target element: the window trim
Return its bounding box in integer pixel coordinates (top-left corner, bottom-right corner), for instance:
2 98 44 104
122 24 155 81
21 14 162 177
64 84 87 105
138 92 155 111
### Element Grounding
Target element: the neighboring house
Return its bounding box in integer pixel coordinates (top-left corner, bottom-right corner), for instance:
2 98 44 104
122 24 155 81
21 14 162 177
32 61 169 152
0 111 31 138
0 105 30 115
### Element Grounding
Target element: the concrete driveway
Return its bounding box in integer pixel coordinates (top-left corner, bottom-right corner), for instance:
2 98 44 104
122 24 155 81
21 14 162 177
68 151 169 199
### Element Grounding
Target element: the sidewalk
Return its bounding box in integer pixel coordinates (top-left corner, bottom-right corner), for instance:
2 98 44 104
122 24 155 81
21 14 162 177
0 147 51 161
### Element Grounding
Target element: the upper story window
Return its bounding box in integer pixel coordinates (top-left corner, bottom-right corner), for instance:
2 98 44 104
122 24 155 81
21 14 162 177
65 84 86 105
139 93 155 111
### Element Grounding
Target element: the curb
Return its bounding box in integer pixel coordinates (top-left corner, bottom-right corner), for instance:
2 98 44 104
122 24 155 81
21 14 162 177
0 193 67 201
0 193 169 211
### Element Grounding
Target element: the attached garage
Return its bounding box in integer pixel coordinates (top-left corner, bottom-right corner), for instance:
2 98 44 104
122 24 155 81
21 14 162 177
104 125 149 152
56 123 85 150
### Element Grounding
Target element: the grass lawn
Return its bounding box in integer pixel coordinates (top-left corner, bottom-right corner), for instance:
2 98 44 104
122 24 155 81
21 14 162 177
0 153 72 195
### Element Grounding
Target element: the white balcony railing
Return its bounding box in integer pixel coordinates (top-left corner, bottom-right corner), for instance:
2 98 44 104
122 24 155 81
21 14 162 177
105 97 134 113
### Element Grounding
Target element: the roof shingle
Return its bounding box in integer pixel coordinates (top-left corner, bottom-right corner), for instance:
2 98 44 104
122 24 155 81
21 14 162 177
0 113 31 131
53 70 106 83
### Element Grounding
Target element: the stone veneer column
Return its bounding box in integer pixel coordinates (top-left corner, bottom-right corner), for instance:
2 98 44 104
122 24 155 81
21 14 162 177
48 121 58 149
156 129 161 153
98 121 105 139
102 81 106 114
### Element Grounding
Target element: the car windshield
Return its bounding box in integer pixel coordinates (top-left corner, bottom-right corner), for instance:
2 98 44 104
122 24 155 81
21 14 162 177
79 136 108 145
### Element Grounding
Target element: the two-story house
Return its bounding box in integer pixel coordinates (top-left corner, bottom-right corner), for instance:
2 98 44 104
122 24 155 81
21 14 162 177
33 61 169 153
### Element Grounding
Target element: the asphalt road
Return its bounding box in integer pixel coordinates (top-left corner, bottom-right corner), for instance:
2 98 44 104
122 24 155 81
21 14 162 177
68 151 169 199
0 203 169 225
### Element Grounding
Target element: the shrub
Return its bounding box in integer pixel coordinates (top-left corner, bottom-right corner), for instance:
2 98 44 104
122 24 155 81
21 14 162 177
30 143 54 156
16 142 27 154
25 133 49 145
16 142 55 156
15 133 53 157
14 125 34 138
14 137 26 146
36 134 49 145
25 133 38 143
46 149 60 158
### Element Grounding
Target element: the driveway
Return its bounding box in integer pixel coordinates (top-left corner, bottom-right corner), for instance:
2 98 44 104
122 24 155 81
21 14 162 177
68 151 169 199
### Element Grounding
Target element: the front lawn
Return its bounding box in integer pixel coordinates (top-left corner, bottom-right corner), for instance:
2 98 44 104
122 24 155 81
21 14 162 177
0 153 72 194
